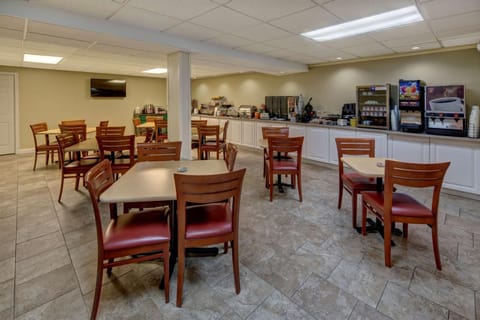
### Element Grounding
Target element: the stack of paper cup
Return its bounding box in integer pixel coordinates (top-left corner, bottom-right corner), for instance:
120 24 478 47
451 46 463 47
468 105 479 138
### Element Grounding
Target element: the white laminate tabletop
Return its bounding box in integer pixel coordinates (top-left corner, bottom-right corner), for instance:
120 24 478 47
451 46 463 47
341 157 388 178
136 122 155 128
37 127 96 135
100 159 228 203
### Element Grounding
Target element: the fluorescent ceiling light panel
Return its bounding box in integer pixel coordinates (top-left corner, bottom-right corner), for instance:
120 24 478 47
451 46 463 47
23 53 63 64
142 68 168 74
302 5 423 42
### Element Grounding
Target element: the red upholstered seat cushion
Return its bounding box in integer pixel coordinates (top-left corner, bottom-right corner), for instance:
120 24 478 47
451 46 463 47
362 192 434 218
185 203 232 239
104 210 170 251
271 159 297 171
342 173 377 190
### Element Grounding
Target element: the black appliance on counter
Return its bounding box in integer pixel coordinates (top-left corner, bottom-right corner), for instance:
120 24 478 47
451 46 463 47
265 96 297 119
341 103 356 119
425 84 466 137
399 79 425 132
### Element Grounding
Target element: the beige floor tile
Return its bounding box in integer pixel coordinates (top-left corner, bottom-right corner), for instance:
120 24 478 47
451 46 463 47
0 258 14 284
0 280 14 314
410 268 475 320
377 282 448 320
16 231 65 262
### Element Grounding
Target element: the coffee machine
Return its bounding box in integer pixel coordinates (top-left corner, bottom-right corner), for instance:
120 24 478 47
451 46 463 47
399 79 425 132
425 84 466 137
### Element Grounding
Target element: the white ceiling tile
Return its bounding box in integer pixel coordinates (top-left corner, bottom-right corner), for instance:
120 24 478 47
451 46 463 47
265 36 319 50
430 11 480 37
419 0 480 19
225 0 316 21
109 6 182 31
340 43 395 57
440 33 480 47
229 23 292 42
163 22 222 41
190 7 261 33
238 43 278 54
391 41 441 53
28 21 100 42
270 6 340 34
28 0 124 20
0 15 25 30
381 32 437 48
323 0 416 20
0 28 23 41
205 34 254 48
26 33 92 49
23 41 81 55
128 0 218 20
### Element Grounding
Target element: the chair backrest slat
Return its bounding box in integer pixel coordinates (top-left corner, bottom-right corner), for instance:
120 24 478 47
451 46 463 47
137 141 181 161
96 126 126 137
262 126 289 139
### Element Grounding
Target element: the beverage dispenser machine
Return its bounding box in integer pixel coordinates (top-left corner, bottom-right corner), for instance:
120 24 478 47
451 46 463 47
399 79 425 132
425 84 466 137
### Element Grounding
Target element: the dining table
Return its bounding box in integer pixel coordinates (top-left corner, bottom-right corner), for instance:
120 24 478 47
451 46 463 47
100 159 229 288
341 156 402 242
64 136 146 153
37 127 96 136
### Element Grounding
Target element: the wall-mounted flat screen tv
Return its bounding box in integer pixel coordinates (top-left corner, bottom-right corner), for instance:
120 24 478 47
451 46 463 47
90 79 126 97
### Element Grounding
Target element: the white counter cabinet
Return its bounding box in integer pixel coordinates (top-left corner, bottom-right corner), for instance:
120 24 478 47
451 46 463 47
429 138 480 194
387 134 430 163
305 126 329 162
229 119 242 145
242 121 256 148
356 130 388 158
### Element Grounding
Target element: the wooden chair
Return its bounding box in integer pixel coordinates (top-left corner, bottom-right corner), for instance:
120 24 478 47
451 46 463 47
132 118 142 136
266 136 304 202
29 122 58 170
198 125 221 160
98 120 109 127
174 168 246 307
61 119 85 126
59 123 87 141
261 127 289 178
95 126 126 137
56 133 99 202
361 160 450 270
96 135 135 178
123 141 182 214
137 141 181 162
85 159 170 319
219 120 229 159
146 115 162 122
191 120 207 159
335 138 378 228
224 143 238 172
154 119 168 142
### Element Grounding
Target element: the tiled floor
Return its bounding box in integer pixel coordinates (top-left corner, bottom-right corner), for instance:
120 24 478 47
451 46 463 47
0 149 479 320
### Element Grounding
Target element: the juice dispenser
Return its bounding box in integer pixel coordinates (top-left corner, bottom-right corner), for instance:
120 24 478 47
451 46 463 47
399 79 425 132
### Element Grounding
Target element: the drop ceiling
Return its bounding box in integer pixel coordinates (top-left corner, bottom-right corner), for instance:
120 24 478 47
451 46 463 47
0 0 479 78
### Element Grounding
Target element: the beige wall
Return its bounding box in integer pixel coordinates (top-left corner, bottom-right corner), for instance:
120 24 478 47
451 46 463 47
192 48 480 116
0 66 167 149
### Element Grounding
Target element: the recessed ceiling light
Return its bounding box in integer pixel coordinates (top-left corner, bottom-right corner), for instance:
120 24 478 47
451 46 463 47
336 57 343 60
142 68 168 74
411 46 420 50
23 53 63 64
302 5 423 42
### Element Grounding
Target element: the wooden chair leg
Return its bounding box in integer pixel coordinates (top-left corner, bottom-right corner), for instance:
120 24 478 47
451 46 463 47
106 259 114 276
91 262 104 320
223 242 228 253
232 239 240 294
384 221 392 268
33 152 38 170
163 247 170 303
297 173 302 202
352 191 358 228
176 247 185 307
337 182 343 209
269 171 274 201
58 177 65 202
402 223 409 239
361 202 367 236
431 224 442 270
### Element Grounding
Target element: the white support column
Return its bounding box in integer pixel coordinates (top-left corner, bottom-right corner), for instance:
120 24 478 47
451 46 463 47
167 51 191 159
